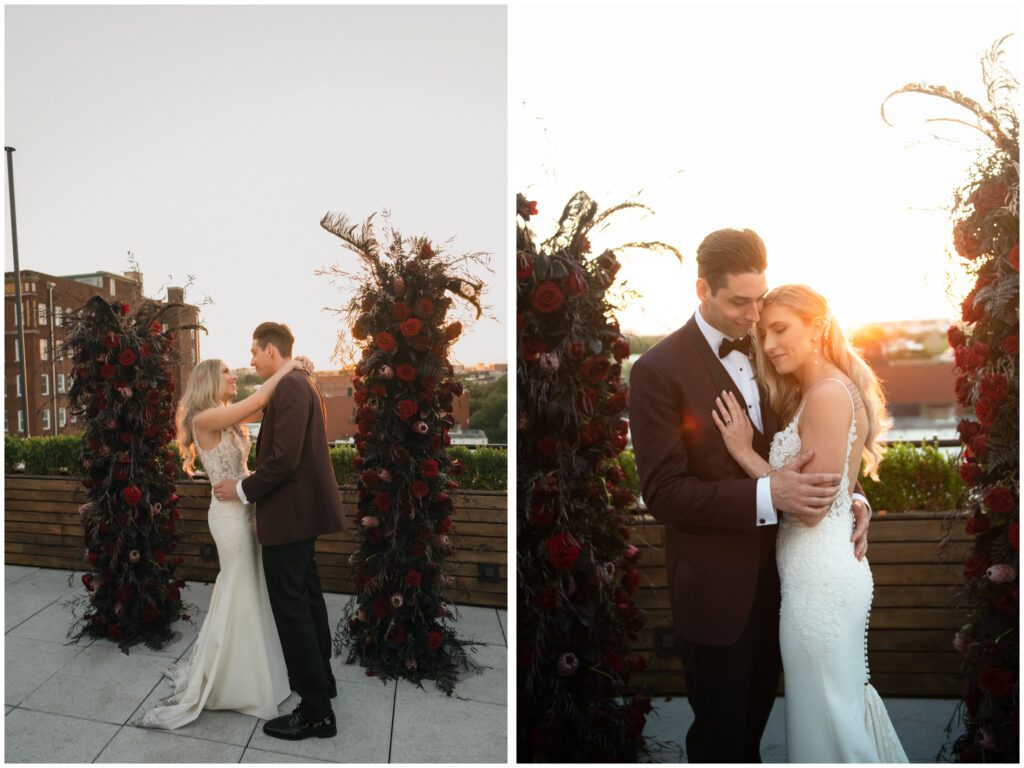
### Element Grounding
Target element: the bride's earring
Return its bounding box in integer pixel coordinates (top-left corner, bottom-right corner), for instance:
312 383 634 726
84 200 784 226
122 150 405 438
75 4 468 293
812 338 820 365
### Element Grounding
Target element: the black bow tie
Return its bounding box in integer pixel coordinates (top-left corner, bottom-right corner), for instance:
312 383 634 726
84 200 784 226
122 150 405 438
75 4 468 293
718 335 752 358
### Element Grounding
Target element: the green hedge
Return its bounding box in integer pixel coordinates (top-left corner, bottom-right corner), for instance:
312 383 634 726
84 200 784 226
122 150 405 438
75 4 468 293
616 441 963 513
4 435 508 491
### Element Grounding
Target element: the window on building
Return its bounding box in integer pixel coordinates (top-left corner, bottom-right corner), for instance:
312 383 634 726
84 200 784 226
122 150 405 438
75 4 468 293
347 387 354 396
40 338 50 361
41 374 50 396
17 411 25 433
41 409 51 431
15 374 22 396
55 306 63 326
109 277 117 296
55 340 64 360
58 373 66 393
59 408 67 428
38 303 48 325
13 339 20 362
190 348 196 363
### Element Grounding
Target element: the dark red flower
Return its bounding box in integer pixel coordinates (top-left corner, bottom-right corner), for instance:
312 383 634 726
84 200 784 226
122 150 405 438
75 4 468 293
375 492 391 513
1001 335 1019 355
964 552 991 578
975 396 998 426
516 251 533 279
529 200 538 216
1010 522 1019 550
536 436 557 456
142 605 161 623
623 568 641 594
534 586 558 610
580 420 604 445
547 532 581 570
566 269 588 297
117 348 137 366
953 219 983 261
396 364 417 382
420 459 439 480
399 318 423 337
1008 243 1020 271
427 629 444 650
439 516 453 534
404 569 422 588
100 364 117 380
392 302 411 321
415 298 434 316
582 355 612 383
979 664 1013 697
964 512 990 535
530 281 565 314
108 624 123 640
123 485 143 506
410 480 430 499
396 399 418 420
420 242 435 259
102 332 120 349
371 596 391 618
375 332 397 352
979 373 1009 401
983 485 1014 514
521 337 548 362
959 460 983 485
445 322 462 341
947 325 966 348
389 625 407 644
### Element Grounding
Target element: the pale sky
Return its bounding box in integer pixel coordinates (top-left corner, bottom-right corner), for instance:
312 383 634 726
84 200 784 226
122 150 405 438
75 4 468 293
5 4 507 370
514 2 1020 336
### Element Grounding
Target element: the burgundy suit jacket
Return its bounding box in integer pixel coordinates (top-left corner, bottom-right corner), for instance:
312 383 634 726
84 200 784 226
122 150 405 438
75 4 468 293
241 370 346 546
628 316 780 646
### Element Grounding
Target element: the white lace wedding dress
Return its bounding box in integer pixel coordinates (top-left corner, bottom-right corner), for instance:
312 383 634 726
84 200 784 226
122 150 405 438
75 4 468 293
769 379 907 763
138 427 290 728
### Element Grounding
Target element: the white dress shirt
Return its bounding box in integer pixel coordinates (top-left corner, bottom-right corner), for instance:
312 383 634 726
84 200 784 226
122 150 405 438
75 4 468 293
694 309 777 527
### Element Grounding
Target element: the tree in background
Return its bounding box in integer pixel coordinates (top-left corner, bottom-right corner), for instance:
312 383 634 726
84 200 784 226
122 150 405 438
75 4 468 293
517 191 680 761
885 37 1019 763
64 296 199 651
466 374 508 444
320 211 485 693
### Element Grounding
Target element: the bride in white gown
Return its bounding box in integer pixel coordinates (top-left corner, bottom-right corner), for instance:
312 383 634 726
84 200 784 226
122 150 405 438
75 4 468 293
138 355 310 729
712 284 907 763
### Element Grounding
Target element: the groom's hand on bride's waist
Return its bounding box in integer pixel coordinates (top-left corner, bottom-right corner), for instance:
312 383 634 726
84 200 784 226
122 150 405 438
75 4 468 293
769 450 842 518
213 478 241 502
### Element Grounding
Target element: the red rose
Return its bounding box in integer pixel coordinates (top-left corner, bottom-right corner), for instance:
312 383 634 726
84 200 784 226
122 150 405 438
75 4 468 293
967 342 990 370
529 200 538 216
954 374 974 407
947 325 966 349
375 492 391 512
547 532 581 570
420 242 435 259
1008 243 1020 271
622 568 641 594
123 485 143 506
410 480 430 499
580 420 604 445
396 399 418 420
965 512 990 535
566 269 588 297
534 586 558 610
415 298 434 316
979 664 1013 697
354 388 368 404
522 337 548 362
102 332 120 349
983 485 1014 514
530 281 565 314
953 219 983 261
399 318 423 337
420 459 439 479
1010 522 1019 550
973 434 989 458
375 332 397 352
108 624 123 640
962 291 984 324
964 552 991 578
392 302 411 321
100 364 117 380
612 337 631 361
371 596 390 618
404 569 422 588
516 251 533 279
439 515 453 533
117 348 137 366
1001 335 1019 355
979 373 1009 401
445 322 462 341
582 356 612 383
396 364 417 382
142 605 161 623
389 625 407 644
959 460 983 485
536 436 557 456
975 396 998 426
426 630 444 650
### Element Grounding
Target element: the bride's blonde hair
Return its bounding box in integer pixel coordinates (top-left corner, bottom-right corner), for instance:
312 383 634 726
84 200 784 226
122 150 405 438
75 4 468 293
753 284 891 479
176 359 226 476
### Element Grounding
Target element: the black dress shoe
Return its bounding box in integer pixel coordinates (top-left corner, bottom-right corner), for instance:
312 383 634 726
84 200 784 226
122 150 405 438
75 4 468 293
263 707 337 740
328 674 337 699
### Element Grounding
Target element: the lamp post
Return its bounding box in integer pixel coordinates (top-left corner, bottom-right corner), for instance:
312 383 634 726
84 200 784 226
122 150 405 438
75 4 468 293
6 147 30 437
47 281 58 436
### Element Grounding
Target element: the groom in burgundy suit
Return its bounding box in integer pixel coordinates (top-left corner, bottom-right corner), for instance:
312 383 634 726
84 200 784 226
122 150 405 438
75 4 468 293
628 229 871 762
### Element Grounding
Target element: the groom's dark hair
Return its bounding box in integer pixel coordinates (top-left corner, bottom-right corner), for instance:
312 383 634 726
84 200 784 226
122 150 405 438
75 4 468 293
697 228 767 295
252 322 294 358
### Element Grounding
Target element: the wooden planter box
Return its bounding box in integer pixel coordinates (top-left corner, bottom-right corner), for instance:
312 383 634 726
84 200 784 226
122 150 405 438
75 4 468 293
626 512 972 698
4 475 507 609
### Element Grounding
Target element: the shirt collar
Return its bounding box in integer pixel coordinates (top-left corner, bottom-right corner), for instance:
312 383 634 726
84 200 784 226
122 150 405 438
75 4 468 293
694 307 738 352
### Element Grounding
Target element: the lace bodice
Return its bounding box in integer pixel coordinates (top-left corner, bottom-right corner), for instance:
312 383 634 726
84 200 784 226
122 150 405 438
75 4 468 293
769 378 859 522
197 427 251 485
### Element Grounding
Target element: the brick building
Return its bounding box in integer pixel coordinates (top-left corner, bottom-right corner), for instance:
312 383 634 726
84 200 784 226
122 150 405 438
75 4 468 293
5 270 200 437
314 370 470 443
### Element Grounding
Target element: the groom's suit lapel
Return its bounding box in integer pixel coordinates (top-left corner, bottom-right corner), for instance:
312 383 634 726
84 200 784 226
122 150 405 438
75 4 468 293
684 317 763 437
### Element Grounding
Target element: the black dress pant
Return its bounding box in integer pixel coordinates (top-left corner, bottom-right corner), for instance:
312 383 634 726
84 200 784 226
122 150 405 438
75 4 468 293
262 538 333 719
679 562 782 763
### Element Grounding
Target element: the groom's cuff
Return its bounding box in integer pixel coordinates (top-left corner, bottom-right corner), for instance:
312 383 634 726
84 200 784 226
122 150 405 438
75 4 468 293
852 492 871 517
756 476 778 527
236 479 250 505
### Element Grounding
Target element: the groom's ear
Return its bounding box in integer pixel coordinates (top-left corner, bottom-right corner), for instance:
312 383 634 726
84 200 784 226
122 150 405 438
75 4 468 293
696 278 711 302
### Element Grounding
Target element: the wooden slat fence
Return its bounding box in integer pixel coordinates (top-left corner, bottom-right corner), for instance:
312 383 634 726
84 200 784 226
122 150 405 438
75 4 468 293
4 475 507 608
626 512 971 698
